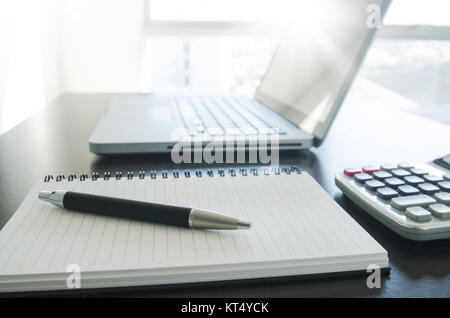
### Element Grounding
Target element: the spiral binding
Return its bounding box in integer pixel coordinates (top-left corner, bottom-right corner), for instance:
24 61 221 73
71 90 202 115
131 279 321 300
43 166 301 182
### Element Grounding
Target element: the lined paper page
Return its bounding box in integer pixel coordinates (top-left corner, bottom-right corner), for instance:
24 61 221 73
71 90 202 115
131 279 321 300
0 172 386 276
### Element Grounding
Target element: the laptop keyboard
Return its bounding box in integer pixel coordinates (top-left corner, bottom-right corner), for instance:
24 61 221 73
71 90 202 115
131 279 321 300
176 97 286 137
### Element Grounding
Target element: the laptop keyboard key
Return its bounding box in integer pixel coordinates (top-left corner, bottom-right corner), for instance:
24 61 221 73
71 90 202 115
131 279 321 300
242 127 258 135
225 128 242 135
428 204 450 219
195 126 205 133
207 127 224 135
405 206 432 222
391 195 436 210
398 185 420 196
258 127 274 135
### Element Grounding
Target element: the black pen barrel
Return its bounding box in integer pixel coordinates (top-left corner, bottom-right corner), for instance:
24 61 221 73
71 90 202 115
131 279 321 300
62 191 191 227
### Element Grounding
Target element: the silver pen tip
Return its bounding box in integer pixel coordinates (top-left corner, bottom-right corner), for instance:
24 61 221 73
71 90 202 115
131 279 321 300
236 220 251 229
38 190 54 201
38 190 65 207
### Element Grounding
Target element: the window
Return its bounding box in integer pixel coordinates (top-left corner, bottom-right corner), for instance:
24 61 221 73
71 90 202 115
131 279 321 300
144 36 275 94
361 1 450 125
143 0 450 120
143 0 313 94
384 0 450 26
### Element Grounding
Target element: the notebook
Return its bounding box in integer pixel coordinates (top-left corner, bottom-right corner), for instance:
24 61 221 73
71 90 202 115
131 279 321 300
0 167 388 293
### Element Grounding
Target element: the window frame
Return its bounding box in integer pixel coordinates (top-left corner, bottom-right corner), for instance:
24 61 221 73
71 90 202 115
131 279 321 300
143 0 277 36
144 0 450 39
377 25 450 40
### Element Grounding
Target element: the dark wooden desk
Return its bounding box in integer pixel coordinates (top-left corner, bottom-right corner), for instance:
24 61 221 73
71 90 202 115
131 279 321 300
1 79 450 297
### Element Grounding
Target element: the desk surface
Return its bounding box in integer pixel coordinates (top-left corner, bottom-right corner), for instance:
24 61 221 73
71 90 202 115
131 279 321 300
1 78 450 297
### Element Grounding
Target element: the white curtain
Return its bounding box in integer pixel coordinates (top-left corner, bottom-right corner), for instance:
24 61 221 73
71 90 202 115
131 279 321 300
0 0 61 134
0 0 144 134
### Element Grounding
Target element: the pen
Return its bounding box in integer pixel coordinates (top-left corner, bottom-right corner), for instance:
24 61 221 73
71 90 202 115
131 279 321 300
38 190 251 230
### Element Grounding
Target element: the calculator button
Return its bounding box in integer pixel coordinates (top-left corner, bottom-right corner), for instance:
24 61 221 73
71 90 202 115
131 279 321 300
410 168 428 176
392 169 411 178
384 177 405 188
428 204 450 219
423 175 444 184
354 173 372 184
373 171 392 180
380 164 397 171
362 166 379 175
444 155 450 165
391 195 436 210
417 183 440 195
444 174 450 181
437 181 450 192
405 206 432 222
376 187 398 200
434 192 450 204
365 180 385 191
344 168 361 177
404 176 424 185
397 185 420 196
398 162 414 170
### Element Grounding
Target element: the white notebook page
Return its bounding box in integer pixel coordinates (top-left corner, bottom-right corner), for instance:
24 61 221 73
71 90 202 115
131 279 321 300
0 172 387 279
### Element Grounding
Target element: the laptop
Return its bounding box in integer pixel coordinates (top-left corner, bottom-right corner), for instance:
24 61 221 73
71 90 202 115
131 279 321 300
89 0 391 154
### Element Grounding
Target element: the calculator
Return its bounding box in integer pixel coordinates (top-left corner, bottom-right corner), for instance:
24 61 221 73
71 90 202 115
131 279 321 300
335 154 450 241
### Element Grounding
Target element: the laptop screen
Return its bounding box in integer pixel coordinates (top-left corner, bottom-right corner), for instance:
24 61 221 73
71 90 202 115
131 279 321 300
255 0 391 145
